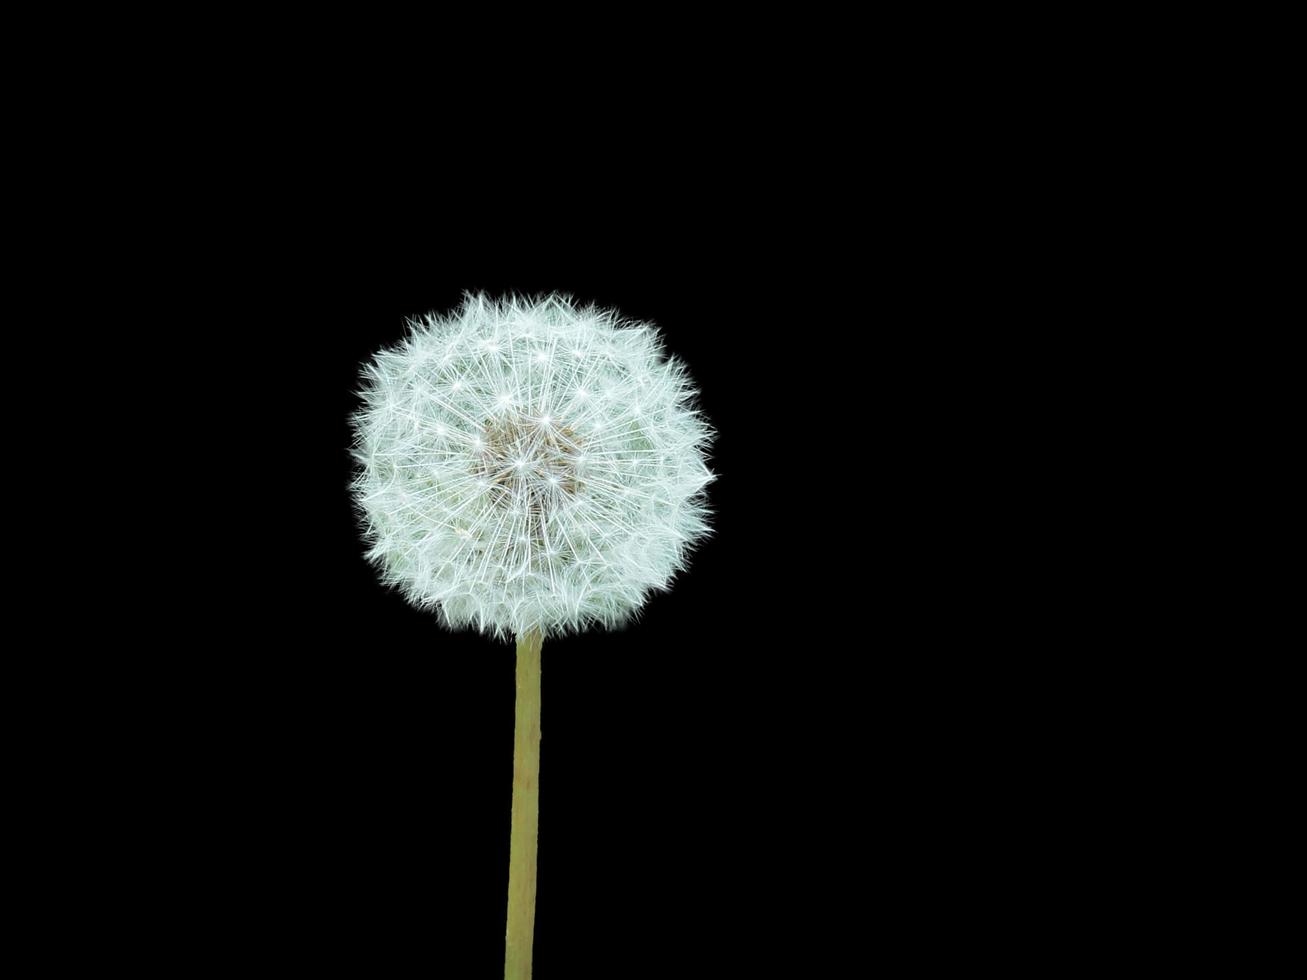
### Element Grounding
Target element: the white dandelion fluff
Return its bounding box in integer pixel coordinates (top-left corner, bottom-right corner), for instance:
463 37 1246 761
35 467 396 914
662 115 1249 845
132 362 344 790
351 293 715 640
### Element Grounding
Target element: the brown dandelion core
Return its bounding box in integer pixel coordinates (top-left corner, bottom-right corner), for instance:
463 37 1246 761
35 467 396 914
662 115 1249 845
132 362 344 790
475 413 583 513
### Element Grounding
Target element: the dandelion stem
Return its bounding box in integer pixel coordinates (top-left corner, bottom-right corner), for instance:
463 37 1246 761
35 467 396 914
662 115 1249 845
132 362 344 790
505 628 543 980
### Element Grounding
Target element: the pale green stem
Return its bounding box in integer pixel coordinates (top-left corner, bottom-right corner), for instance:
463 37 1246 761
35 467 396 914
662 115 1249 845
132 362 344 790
505 628 542 980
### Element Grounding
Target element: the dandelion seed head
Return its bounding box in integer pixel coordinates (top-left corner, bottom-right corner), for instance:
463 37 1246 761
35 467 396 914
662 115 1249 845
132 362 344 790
351 293 715 641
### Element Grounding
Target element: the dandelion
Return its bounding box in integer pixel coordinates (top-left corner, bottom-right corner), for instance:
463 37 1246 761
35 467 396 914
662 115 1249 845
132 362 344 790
351 293 714 978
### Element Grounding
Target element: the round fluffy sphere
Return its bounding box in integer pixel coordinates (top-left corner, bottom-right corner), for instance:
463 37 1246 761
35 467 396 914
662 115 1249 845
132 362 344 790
351 293 715 640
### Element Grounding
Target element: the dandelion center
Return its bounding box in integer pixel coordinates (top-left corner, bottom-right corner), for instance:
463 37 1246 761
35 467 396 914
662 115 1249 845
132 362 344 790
476 413 583 510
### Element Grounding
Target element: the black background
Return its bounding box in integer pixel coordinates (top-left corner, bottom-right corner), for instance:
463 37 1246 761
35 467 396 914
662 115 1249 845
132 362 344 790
20 56 1155 973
